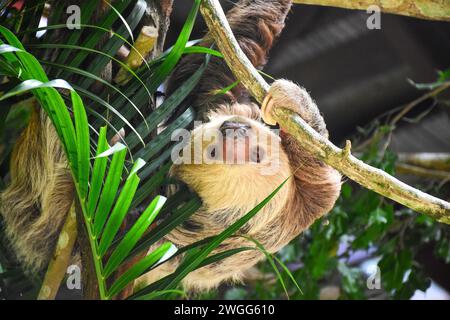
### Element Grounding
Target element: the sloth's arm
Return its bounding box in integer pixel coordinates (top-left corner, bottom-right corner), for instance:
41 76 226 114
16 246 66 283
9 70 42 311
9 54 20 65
262 79 329 136
166 0 292 116
261 79 342 227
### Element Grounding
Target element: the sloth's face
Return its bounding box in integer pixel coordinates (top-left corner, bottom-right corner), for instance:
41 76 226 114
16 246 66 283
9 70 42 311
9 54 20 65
174 114 289 171
171 114 293 211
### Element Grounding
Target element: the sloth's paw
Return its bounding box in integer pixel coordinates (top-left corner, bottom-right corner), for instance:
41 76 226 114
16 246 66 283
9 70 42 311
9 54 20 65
261 79 312 126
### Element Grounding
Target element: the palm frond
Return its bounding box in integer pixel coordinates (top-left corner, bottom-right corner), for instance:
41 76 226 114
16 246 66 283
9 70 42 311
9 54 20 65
0 32 172 299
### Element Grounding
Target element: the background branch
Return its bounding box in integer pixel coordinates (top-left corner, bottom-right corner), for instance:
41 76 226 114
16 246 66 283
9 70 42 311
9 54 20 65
398 153 450 171
292 0 450 22
200 0 450 224
37 203 77 300
114 25 158 84
396 163 450 181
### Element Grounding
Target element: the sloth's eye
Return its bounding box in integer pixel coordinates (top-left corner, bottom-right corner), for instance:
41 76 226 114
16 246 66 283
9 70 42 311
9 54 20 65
210 147 216 158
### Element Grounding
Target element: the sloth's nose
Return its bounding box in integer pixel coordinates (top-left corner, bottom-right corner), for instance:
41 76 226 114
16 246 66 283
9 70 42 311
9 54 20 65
219 121 251 137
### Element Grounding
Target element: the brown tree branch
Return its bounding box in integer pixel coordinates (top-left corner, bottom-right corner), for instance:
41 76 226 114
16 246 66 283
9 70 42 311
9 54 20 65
292 0 450 22
398 153 450 171
37 203 77 300
200 0 450 225
396 163 450 181
114 26 158 84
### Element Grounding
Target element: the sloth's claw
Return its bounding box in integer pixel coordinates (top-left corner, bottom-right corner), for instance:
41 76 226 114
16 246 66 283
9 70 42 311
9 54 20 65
261 93 277 126
261 79 309 126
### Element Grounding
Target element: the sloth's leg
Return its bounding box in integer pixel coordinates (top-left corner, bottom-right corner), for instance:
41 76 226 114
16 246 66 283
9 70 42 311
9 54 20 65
261 79 329 137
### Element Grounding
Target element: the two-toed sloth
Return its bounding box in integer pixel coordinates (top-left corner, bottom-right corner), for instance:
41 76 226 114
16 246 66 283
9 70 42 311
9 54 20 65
138 0 341 291
1 0 341 293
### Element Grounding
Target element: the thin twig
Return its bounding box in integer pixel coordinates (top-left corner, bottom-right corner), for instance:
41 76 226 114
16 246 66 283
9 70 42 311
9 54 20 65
354 82 450 152
200 0 450 225
390 83 450 125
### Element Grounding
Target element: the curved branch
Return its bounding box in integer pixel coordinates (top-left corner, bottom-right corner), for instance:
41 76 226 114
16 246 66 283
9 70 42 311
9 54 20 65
292 0 450 22
199 0 450 225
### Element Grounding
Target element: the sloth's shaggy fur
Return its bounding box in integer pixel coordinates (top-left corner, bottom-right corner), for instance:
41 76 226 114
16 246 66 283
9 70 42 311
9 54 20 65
0 108 74 273
0 0 341 292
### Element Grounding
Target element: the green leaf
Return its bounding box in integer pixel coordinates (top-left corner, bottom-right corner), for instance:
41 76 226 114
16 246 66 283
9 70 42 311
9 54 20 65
21 23 150 73
103 0 135 43
51 0 101 68
74 85 145 146
127 196 202 259
379 250 412 291
135 289 187 300
341 183 352 199
147 0 201 93
87 126 109 217
0 29 79 173
72 90 90 200
108 242 172 298
437 68 450 82
55 0 130 73
0 79 72 101
368 208 388 225
135 107 195 161
40 60 148 128
0 58 18 77
128 158 146 177
93 147 127 236
98 171 141 256
131 247 255 299
338 262 363 297
242 236 290 299
29 43 151 98
126 57 209 149
272 255 303 295
103 195 166 278
78 0 148 89
95 141 127 159
131 158 172 208
182 46 223 57
161 178 289 291
213 80 240 96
